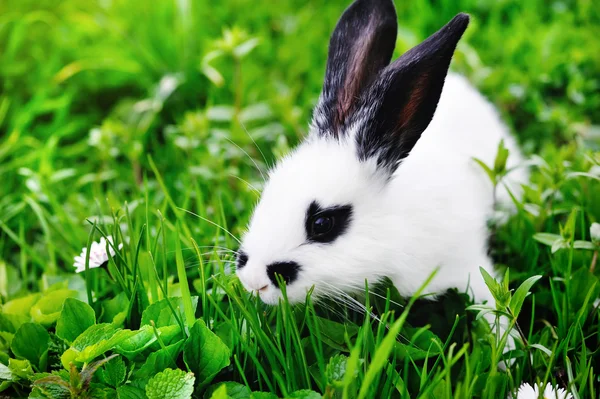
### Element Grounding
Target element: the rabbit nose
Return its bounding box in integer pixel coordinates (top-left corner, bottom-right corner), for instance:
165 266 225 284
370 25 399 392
246 280 270 292
239 267 271 292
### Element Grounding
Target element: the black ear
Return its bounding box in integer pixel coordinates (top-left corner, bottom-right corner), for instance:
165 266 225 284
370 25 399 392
313 0 398 137
355 13 470 174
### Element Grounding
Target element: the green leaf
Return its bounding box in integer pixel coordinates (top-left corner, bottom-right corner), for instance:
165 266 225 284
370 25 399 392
316 317 359 350
134 340 184 384
8 358 34 380
0 381 11 393
325 354 348 384
88 385 118 399
208 384 228 399
11 323 50 371
532 232 562 247
117 385 147 399
479 267 500 304
493 139 509 175
205 382 251 399
206 106 234 122
551 238 568 253
30 289 79 326
394 327 442 361
201 64 225 87
183 319 231 389
509 275 542 318
101 292 129 325
154 324 184 347
472 158 496 184
233 37 260 58
561 209 578 238
0 313 30 338
78 354 119 391
288 390 322 399
529 343 553 357
56 298 96 344
113 325 157 359
2 293 40 316
573 240 595 250
250 393 278 399
141 297 199 328
61 323 136 367
32 374 72 399
145 368 195 399
0 363 11 381
0 294 39 334
99 356 126 388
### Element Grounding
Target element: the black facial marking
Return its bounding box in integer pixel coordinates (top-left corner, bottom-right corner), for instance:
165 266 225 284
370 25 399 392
236 251 248 269
305 201 353 243
267 261 301 286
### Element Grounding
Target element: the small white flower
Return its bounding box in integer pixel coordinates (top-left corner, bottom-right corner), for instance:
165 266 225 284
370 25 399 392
514 382 572 399
73 236 123 273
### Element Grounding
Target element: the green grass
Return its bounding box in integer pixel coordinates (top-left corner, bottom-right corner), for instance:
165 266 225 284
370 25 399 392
0 0 599 398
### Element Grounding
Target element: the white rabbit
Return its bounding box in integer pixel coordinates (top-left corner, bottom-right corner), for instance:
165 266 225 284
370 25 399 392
236 0 527 330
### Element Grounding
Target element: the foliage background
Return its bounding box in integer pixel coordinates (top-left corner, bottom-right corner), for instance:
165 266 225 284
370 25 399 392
0 0 599 398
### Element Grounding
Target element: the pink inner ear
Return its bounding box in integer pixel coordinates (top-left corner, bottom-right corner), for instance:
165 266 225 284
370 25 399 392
398 72 430 131
334 15 378 133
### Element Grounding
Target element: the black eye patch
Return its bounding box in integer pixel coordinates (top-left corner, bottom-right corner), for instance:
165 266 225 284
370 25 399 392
236 251 248 269
305 201 353 243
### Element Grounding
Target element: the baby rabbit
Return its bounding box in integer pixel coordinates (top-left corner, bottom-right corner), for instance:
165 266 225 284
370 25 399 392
236 0 527 320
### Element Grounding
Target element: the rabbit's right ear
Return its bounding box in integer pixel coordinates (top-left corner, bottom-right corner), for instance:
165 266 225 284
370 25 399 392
313 0 398 137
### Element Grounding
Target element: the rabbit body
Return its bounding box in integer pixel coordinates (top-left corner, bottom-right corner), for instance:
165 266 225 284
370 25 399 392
236 0 528 316
371 72 527 302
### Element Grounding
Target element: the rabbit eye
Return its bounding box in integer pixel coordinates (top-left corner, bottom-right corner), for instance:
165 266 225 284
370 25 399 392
311 216 335 236
305 201 353 243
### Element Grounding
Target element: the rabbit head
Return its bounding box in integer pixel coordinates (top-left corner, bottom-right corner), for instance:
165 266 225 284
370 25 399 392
236 0 469 304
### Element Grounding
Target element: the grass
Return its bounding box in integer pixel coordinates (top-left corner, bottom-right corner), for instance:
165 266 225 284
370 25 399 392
0 0 599 398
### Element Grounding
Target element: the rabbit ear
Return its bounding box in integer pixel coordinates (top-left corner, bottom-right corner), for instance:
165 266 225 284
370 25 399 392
313 0 398 137
355 13 470 175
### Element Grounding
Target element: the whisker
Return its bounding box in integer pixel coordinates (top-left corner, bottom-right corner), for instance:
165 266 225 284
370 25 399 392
321 283 364 314
177 207 241 244
168 246 239 255
340 284 404 308
229 174 261 194
317 294 350 321
194 246 239 254
225 137 267 182
186 259 236 269
239 120 270 169
321 281 381 323
184 250 235 265
199 250 237 257
367 289 405 309
332 280 405 309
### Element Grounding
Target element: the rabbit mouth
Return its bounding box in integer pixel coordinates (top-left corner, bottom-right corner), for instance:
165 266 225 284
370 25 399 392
257 287 281 305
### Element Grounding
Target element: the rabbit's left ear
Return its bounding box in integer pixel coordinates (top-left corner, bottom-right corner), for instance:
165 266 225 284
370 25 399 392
313 0 398 137
356 13 469 174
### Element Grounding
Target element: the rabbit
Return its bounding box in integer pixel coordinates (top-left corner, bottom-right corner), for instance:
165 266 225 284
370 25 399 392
236 0 528 340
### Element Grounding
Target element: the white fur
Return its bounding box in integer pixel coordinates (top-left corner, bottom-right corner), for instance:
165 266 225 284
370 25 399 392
237 73 528 310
